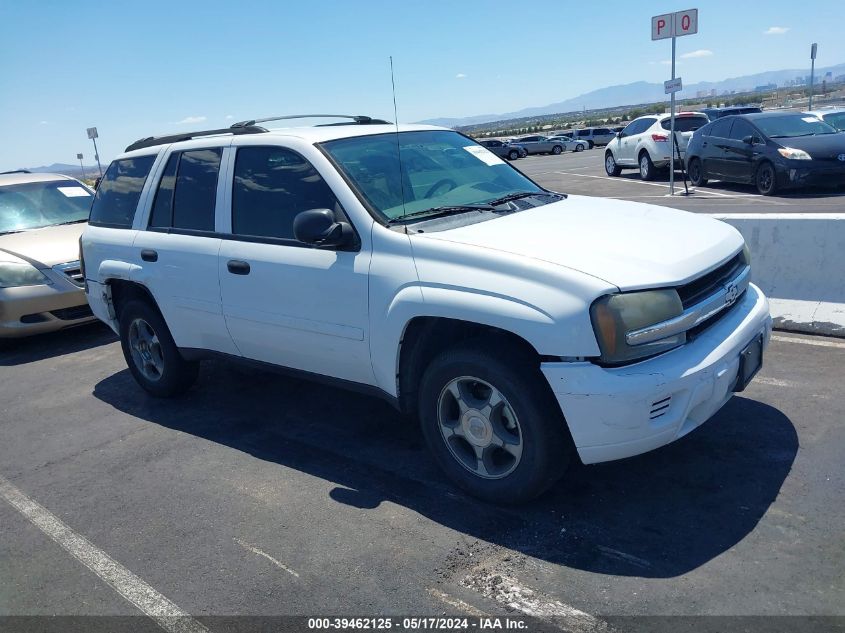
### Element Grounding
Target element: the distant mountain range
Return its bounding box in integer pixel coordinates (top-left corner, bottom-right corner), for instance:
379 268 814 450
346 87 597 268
419 63 845 128
14 163 101 180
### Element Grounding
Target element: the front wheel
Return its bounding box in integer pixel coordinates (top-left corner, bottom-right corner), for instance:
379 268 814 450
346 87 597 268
508 149 519 160
687 157 708 186
418 342 572 504
605 152 621 176
552 145 562 155
119 300 199 397
755 161 778 196
574 144 584 152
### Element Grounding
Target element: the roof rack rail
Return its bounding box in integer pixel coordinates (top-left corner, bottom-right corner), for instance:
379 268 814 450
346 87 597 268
230 114 387 128
124 125 267 153
0 169 32 174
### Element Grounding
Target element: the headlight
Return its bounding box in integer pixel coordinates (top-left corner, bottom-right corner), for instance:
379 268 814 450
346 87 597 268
590 289 685 364
742 243 751 267
0 262 50 288
777 147 812 160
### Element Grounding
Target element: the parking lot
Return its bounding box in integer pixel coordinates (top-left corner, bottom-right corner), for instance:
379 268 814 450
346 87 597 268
517 149 845 214
2 321 843 631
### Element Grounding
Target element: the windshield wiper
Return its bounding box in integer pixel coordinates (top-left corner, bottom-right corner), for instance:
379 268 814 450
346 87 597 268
487 191 562 206
391 204 494 224
52 219 88 226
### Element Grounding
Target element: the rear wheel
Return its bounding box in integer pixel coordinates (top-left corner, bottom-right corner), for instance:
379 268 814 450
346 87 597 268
687 157 708 186
755 161 778 196
587 141 595 149
119 300 199 397
418 341 572 504
605 151 621 177
552 145 562 155
639 151 656 181
508 149 519 160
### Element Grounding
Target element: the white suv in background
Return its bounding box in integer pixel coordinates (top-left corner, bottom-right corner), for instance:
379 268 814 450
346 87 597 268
82 115 770 504
604 112 709 180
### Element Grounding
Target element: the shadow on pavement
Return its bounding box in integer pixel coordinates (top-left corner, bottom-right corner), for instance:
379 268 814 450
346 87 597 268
93 359 797 579
1 323 117 367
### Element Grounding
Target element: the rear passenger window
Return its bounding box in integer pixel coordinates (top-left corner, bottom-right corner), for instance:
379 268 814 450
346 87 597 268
172 149 221 231
709 118 733 138
231 146 340 241
89 156 156 228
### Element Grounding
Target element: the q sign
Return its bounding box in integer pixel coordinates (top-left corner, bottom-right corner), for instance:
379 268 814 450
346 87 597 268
675 9 698 36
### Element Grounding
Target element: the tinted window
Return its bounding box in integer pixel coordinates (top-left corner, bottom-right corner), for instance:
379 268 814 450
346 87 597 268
729 119 756 141
232 147 340 240
171 149 221 231
822 112 845 131
709 118 733 138
754 114 837 138
149 154 178 228
594 128 611 134
577 131 589 137
89 156 156 228
661 115 708 132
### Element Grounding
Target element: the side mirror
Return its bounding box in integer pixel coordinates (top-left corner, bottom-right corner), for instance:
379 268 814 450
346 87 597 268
616 131 624 139
742 135 754 145
293 208 354 248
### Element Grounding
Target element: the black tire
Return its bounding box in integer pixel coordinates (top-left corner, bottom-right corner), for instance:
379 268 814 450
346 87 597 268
639 151 656 181
574 144 584 152
508 149 519 160
687 157 708 186
119 299 199 397
587 141 595 149
418 340 573 504
755 161 778 196
551 145 562 155
605 151 622 177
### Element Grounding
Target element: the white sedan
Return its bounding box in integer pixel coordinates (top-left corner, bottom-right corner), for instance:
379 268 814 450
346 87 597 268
547 135 589 152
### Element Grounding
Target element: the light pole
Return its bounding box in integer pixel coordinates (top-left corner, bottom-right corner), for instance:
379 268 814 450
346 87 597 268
86 127 103 178
76 153 86 181
808 43 817 110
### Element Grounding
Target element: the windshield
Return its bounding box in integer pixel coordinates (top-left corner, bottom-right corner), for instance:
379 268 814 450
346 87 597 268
755 114 837 138
821 112 845 131
321 131 544 221
0 180 92 234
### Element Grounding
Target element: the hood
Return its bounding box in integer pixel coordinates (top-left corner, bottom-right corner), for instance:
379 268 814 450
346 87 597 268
774 132 845 159
0 222 86 268
416 195 743 290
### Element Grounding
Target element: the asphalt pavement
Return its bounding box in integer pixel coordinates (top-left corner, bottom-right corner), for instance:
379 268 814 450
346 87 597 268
516 149 845 214
1 323 843 632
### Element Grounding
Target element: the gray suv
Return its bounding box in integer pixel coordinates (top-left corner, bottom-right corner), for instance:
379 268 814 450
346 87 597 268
571 128 615 149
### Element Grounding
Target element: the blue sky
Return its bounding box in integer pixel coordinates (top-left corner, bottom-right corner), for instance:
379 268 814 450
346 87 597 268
1 0 842 171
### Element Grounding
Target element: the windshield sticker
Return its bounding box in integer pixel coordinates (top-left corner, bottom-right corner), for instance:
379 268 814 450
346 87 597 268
57 186 91 198
463 145 505 166
802 116 820 123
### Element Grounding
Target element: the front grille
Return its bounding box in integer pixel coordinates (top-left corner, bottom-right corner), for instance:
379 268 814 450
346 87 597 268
54 261 84 287
49 305 93 321
677 252 745 309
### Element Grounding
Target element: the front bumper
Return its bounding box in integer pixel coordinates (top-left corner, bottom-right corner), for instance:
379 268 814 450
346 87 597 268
542 283 771 464
778 161 845 188
0 283 94 338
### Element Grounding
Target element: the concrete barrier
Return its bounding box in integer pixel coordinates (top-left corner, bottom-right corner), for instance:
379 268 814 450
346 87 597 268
707 213 845 337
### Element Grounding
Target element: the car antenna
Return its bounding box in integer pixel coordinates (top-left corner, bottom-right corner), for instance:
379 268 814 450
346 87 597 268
390 56 409 226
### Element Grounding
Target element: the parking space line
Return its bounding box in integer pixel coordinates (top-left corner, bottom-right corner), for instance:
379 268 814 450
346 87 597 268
461 570 606 631
0 475 209 633
233 537 300 577
772 334 845 349
427 588 488 617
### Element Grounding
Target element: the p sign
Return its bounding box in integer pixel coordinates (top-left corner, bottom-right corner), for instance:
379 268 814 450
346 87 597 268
652 13 673 40
675 9 698 37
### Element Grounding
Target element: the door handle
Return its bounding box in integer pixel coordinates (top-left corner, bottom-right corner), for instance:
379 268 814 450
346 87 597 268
227 260 250 275
141 249 158 262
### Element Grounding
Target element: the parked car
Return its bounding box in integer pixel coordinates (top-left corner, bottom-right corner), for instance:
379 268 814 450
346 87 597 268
546 135 589 152
511 135 565 155
604 112 710 180
478 139 526 160
82 117 770 504
804 107 845 132
569 128 616 149
0 172 95 340
699 106 762 122
685 111 845 195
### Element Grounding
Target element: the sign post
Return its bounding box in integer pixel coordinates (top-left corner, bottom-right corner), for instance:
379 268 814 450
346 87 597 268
76 153 86 181
808 43 818 110
652 8 698 195
86 127 103 178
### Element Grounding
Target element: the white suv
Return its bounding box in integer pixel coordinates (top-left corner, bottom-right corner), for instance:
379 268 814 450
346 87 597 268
82 115 771 504
604 112 709 180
